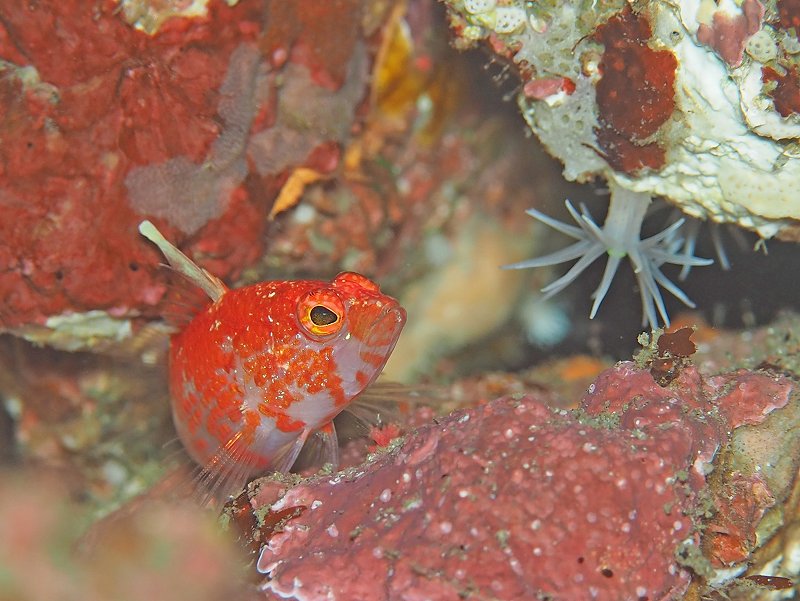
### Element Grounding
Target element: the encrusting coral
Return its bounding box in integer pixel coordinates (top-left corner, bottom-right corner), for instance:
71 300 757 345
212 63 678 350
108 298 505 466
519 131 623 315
443 0 800 328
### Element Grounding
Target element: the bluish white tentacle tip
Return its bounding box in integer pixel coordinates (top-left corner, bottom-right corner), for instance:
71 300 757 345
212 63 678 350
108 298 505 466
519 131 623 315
503 185 713 330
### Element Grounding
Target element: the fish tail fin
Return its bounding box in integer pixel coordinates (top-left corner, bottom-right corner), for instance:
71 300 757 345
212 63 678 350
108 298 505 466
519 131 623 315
138 220 227 302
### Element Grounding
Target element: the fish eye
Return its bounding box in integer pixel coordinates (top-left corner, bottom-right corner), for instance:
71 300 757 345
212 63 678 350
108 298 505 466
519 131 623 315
310 305 339 326
298 290 345 337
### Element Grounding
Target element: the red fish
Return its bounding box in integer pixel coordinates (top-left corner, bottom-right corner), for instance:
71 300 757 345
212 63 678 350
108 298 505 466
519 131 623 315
139 221 406 497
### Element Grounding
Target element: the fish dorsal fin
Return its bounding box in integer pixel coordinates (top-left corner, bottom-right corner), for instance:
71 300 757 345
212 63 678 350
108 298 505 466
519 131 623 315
138 220 228 302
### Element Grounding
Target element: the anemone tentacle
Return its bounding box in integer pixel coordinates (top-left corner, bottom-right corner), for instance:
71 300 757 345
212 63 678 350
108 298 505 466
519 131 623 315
504 183 713 329
677 218 734 281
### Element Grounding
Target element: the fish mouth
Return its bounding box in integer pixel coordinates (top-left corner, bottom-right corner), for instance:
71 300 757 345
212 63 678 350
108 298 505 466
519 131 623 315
340 300 405 393
362 301 406 350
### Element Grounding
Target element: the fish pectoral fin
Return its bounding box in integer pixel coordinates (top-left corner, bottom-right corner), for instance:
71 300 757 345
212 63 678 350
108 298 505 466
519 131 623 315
270 429 312 474
343 380 439 432
316 422 340 471
192 434 259 507
294 423 340 473
138 220 228 302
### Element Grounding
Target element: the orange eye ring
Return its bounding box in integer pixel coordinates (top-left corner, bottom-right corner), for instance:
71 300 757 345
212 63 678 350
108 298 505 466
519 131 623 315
298 290 345 337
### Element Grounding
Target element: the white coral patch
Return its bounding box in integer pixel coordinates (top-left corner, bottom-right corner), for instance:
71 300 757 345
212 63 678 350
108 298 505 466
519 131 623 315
719 159 800 227
463 0 496 15
494 7 526 34
451 0 800 237
638 5 799 236
745 28 778 63
21 310 134 352
739 65 800 141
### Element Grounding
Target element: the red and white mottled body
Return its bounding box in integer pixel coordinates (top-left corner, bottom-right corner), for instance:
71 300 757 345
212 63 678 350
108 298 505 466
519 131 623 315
139 221 405 493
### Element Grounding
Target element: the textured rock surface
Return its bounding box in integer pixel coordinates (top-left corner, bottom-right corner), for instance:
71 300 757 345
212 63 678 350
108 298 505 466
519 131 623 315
0 1 270 330
244 362 794 600
0 0 547 365
0 0 388 337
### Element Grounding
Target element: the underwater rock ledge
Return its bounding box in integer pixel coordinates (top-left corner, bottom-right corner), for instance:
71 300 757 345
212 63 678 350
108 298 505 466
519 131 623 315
241 360 796 601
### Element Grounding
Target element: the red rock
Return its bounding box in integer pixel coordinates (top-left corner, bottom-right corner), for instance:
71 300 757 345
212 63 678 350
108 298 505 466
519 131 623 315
763 65 800 117
0 1 262 328
708 369 792 427
593 126 667 174
778 0 800 31
243 362 793 600
705 472 775 566
584 363 723 488
592 8 677 174
260 0 362 90
0 0 372 330
241 362 795 599
256 397 691 600
696 0 765 67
